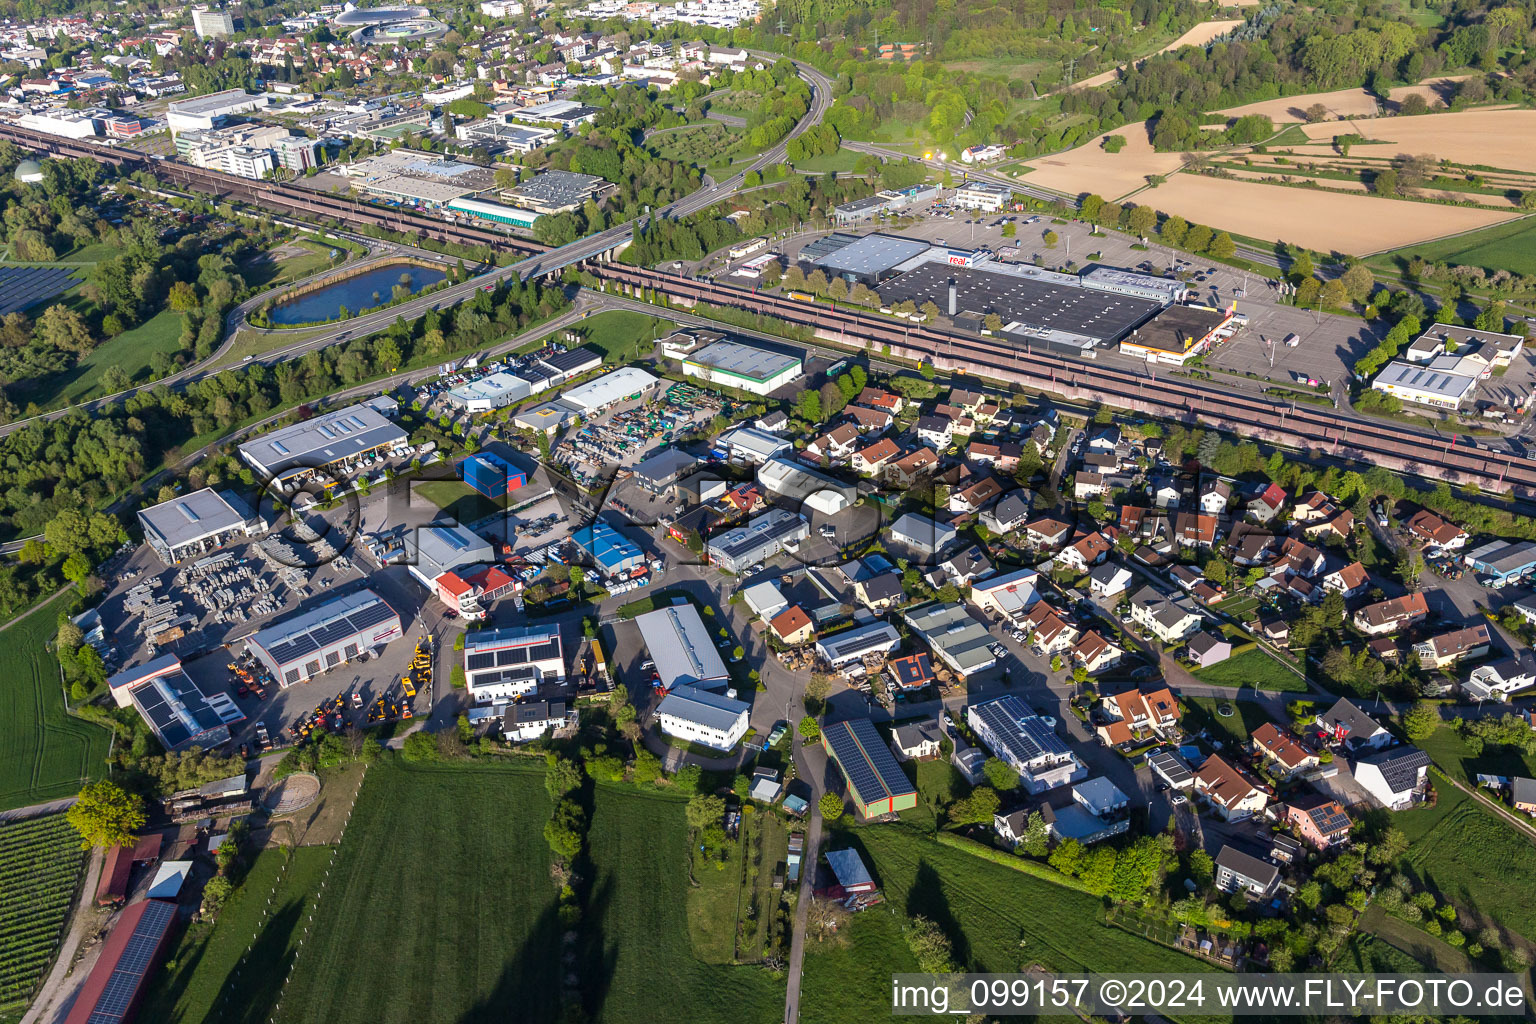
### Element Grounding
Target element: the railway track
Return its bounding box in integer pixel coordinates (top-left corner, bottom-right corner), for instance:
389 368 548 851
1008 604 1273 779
7 123 1531 496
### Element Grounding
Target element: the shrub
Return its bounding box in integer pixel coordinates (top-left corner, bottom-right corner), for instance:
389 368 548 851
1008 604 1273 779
400 731 439 763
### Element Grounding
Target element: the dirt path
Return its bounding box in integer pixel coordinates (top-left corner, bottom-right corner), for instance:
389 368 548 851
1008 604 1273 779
782 798 823 1024
20 848 104 1024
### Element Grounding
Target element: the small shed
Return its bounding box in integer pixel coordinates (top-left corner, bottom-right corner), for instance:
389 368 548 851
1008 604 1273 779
146 860 193 900
824 848 877 894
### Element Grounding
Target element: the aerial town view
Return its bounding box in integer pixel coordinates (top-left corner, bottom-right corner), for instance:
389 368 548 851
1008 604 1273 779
7 0 1536 1020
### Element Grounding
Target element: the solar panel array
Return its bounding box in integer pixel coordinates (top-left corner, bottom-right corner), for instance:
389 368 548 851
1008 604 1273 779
263 597 396 667
1307 802 1351 836
824 719 913 810
132 679 192 749
0 266 76 316
85 899 177 1024
973 696 1070 765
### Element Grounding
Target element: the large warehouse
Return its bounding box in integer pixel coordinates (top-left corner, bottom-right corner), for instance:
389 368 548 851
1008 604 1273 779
682 340 802 395
559 366 660 414
1118 305 1233 366
445 370 532 412
821 716 918 819
798 232 931 288
445 196 541 229
655 685 750 751
634 603 731 691
138 487 265 565
106 653 245 752
238 403 407 486
463 623 565 713
706 508 808 573
461 451 527 498
246 589 403 687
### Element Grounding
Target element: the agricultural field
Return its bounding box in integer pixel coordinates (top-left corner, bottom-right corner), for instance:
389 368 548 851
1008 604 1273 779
1295 108 1536 174
1369 215 1536 277
1404 794 1536 944
800 824 1212 1022
0 602 111 812
0 814 86 1019
1190 646 1307 692
141 846 334 1024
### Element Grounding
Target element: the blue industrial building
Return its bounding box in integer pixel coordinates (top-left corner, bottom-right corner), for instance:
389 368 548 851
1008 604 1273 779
461 452 527 499
1465 539 1536 585
572 520 644 576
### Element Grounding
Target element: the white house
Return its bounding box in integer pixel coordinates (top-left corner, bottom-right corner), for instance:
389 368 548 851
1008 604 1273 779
1087 563 1133 600
1465 658 1536 702
1128 585 1202 643
502 699 575 743
654 686 750 751
1354 747 1432 810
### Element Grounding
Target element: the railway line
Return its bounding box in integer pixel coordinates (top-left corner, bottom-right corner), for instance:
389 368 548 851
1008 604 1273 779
5 122 1533 497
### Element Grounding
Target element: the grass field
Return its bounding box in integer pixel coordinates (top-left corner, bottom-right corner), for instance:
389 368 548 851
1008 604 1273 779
1368 215 1536 276
1413 723 1536 785
23 309 186 408
141 845 334 1024
1405 792 1536 943
0 600 110 812
1190 645 1307 692
0 814 86 1018
243 240 342 292
573 310 674 364
800 824 1212 1023
1181 696 1275 750
412 477 507 525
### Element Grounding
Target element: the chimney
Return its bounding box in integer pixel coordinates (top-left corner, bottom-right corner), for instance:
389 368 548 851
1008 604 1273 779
947 279 957 317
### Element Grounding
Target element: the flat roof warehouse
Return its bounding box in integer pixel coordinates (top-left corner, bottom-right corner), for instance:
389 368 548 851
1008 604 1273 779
684 340 801 386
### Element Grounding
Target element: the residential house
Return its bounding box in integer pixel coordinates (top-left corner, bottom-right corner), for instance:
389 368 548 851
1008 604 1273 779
1128 585 1203 643
949 388 988 414
805 423 860 462
1025 516 1073 549
1274 537 1325 578
1023 601 1079 654
1214 845 1280 897
1354 746 1432 810
1193 754 1270 821
931 546 994 587
1171 511 1219 549
851 437 901 475
1057 531 1112 573
1352 592 1429 635
889 513 957 556
915 415 954 449
1075 471 1109 500
966 695 1086 794
1252 722 1319 779
886 447 939 487
856 387 902 414
1027 422 1055 455
1086 426 1120 451
1284 793 1353 849
1071 631 1124 674
1097 686 1182 747
1465 657 1536 702
886 652 936 691
1088 562 1134 600
1200 479 1232 515
853 572 905 612
769 605 815 646
1293 490 1338 523
1413 623 1491 669
1084 451 1119 475
968 567 1040 622
1152 480 1182 509
502 699 575 743
968 440 1022 473
1512 777 1536 815
1248 482 1287 523
890 719 943 761
1187 632 1232 667
845 404 894 433
1317 698 1394 751
949 475 1005 515
980 492 1030 535
1303 508 1355 541
1406 509 1469 552
1231 530 1280 567
1323 561 1370 599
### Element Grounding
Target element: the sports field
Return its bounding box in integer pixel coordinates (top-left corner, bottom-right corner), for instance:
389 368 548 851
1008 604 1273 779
141 846 335 1024
1405 795 1536 944
267 761 781 1024
0 600 110 812
800 824 1212 1023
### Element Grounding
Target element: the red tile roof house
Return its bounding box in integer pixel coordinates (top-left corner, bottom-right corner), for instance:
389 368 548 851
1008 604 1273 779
1352 592 1429 636
1096 686 1182 745
845 404 894 432
769 605 814 646
856 387 903 413
1284 793 1353 849
852 437 901 476
1406 509 1469 551
1193 754 1270 821
885 447 938 487
1251 722 1320 779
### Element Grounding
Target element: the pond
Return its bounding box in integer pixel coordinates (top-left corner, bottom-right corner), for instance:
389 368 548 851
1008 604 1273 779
267 262 447 325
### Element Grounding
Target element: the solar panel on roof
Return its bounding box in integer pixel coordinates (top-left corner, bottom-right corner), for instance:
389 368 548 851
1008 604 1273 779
86 899 177 1023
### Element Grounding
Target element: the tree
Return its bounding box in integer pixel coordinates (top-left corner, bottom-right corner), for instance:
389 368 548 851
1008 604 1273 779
1399 93 1429 116
1369 826 1408 865
1341 264 1375 303
1371 168 1399 195
1161 214 1188 247
1185 223 1213 253
1127 205 1157 237
401 731 438 762
1207 232 1236 260
66 780 144 849
903 916 955 973
948 785 1000 825
982 757 1019 791
818 792 845 821
686 793 726 832
1042 229 1058 248
798 715 821 741
1402 700 1440 740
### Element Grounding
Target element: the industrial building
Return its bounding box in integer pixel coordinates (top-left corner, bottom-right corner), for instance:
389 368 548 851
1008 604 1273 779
631 448 699 494
889 513 957 556
572 520 644 576
237 403 407 486
756 457 856 515
166 88 265 134
445 370 533 412
463 624 564 714
540 346 603 384
719 425 791 464
454 120 558 152
655 685 750 750
706 508 808 573
1080 266 1187 304
503 169 614 214
950 180 1012 212
634 603 730 691
904 602 997 678
403 523 496 611
106 653 245 752
681 340 802 395
1118 305 1233 366
1405 324 1525 366
1464 539 1536 584
511 99 603 128
966 694 1087 794
559 366 660 414
333 4 450 43
445 196 542 229
831 184 940 227
821 717 918 819
247 590 403 687
1371 358 1480 409
192 8 236 37
798 232 932 288
460 451 527 498
814 621 901 667
137 487 265 565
